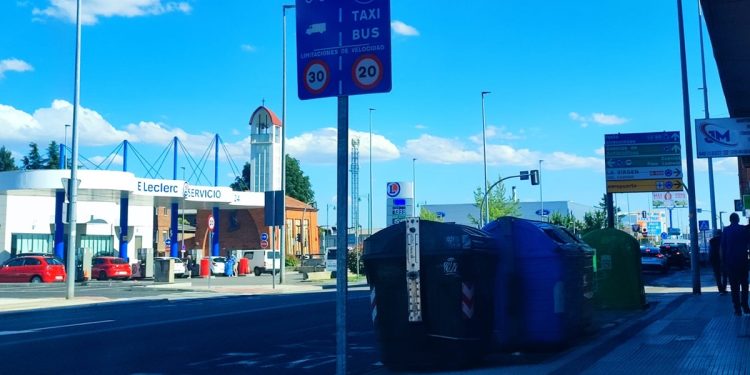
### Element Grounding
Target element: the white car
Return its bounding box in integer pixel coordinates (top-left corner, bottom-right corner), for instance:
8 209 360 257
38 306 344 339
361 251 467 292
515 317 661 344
207 256 226 276
154 257 186 278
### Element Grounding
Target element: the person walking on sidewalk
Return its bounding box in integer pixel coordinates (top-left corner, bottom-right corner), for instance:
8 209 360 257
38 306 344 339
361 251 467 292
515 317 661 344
720 213 750 315
709 229 727 294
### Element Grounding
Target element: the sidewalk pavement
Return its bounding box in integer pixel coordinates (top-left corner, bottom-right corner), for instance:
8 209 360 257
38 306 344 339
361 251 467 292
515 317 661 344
382 288 750 374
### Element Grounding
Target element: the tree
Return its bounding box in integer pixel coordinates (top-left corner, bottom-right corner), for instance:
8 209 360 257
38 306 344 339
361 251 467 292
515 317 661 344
580 210 607 235
468 176 520 226
597 193 621 227
22 142 43 170
549 211 583 234
230 162 251 191
0 146 17 171
419 206 443 222
45 141 60 169
286 155 315 203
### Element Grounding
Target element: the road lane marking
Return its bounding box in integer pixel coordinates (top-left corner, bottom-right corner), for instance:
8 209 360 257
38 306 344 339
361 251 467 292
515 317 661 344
0 320 114 336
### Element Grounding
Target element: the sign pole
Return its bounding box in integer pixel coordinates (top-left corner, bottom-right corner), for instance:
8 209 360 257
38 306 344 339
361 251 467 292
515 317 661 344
336 95 349 375
676 0 701 294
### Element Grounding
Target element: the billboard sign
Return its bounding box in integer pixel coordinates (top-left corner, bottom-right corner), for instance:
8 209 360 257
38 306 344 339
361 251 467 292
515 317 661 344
652 191 688 208
695 117 750 158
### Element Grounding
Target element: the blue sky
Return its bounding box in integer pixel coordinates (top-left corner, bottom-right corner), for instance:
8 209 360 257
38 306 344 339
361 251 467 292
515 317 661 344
0 0 740 232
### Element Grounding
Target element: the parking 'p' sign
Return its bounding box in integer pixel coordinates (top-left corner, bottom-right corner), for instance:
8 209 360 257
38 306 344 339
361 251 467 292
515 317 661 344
296 0 391 99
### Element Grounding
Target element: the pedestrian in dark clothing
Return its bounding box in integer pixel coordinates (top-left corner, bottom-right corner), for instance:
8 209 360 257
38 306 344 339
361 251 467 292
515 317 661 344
709 229 727 294
720 213 750 315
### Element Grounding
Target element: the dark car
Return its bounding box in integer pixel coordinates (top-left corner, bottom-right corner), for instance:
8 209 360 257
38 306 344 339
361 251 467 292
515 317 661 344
640 246 669 273
659 243 690 270
0 255 67 283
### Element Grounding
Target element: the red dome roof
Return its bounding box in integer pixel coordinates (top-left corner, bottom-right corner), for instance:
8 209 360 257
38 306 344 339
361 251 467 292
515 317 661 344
249 106 282 127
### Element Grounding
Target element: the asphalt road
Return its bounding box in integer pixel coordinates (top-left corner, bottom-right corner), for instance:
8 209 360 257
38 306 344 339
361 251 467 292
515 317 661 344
0 289 381 375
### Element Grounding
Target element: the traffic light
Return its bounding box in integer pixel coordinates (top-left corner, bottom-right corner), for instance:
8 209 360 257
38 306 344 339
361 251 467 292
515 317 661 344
296 233 302 242
530 169 540 185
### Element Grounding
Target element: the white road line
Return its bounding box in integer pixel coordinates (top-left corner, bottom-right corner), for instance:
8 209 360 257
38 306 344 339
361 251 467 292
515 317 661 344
0 320 114 336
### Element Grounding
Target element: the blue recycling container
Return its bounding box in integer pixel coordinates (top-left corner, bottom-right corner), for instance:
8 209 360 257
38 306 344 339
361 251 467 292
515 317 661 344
483 217 594 351
363 219 497 371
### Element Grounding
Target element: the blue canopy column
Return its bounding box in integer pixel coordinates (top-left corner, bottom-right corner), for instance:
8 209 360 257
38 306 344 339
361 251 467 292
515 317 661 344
212 134 220 257
54 143 66 259
170 136 180 258
119 141 130 260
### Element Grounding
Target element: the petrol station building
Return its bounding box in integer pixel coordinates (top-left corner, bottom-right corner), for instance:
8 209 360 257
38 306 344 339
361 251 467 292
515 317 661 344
0 105 319 265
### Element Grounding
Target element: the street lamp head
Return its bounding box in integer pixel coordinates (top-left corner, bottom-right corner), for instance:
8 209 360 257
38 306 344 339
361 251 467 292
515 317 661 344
481 91 491 97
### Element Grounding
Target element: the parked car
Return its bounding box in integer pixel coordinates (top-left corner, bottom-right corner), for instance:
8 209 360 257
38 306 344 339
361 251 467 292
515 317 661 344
640 246 669 273
92 256 132 280
0 255 66 283
240 250 281 276
154 257 187 278
207 256 226 276
659 243 690 269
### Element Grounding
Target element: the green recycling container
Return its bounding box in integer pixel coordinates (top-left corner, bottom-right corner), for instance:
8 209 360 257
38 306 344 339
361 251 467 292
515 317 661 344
582 228 645 309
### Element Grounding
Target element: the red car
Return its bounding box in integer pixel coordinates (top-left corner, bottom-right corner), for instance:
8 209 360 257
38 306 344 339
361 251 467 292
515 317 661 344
92 256 132 280
0 255 67 283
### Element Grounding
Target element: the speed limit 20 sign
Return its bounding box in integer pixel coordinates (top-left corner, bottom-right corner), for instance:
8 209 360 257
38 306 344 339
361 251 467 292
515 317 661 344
295 0 391 99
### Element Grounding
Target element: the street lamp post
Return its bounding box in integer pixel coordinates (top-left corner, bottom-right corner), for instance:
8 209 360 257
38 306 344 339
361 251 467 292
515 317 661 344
368 108 375 244
412 158 417 217
65 0 82 300
64 124 71 169
280 3 295 285
481 91 491 226
539 160 544 221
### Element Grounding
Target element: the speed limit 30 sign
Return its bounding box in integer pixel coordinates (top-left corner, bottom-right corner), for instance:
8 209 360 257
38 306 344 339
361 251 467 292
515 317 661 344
303 59 330 94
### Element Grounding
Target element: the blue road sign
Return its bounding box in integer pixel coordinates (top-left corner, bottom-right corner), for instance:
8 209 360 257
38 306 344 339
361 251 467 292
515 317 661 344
699 220 710 231
165 238 171 246
295 0 392 100
260 232 268 242
661 232 668 239
604 131 680 145
647 222 661 235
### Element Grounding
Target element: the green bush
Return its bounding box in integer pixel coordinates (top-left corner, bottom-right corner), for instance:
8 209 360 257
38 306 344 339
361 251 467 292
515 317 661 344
285 255 299 267
347 250 365 275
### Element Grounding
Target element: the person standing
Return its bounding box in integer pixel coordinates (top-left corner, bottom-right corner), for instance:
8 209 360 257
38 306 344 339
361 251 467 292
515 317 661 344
708 229 726 294
721 213 750 315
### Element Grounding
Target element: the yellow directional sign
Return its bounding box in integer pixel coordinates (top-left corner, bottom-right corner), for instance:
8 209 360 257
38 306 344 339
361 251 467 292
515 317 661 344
607 179 684 193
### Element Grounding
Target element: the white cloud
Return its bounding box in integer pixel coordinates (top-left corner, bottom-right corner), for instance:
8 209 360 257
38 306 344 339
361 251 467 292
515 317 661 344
594 147 605 156
287 127 400 164
403 132 603 170
569 111 628 127
0 58 33 78
415 124 427 130
404 134 480 164
32 0 192 25
0 100 130 146
391 20 419 36
468 125 523 144
690 157 737 174
240 44 256 53
592 112 628 125
89 154 123 167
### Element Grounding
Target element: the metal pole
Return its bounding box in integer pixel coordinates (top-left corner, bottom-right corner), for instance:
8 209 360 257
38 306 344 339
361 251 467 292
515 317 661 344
369 108 375 241
606 193 615 228
481 91 490 226
412 158 417 216
65 0 82 300
698 4 718 232
280 4 295 284
539 159 544 221
64 124 70 169
676 0 701 294
336 95 349 375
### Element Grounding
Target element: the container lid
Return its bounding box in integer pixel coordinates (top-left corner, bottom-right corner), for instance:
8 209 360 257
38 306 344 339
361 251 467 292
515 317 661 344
363 220 496 260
